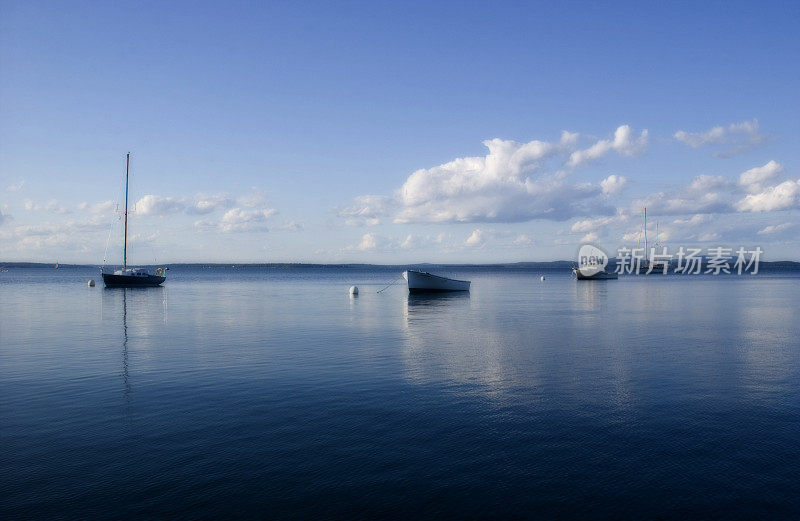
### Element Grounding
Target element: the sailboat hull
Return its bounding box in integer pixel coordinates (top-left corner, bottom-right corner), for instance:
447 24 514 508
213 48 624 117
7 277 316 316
102 273 165 287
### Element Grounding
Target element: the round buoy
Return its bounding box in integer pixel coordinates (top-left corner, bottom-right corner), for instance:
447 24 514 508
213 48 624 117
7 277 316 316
540 276 545 281
349 286 359 296
88 279 96 287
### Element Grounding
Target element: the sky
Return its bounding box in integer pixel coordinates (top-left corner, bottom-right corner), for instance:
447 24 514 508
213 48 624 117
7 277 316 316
1 0 799 264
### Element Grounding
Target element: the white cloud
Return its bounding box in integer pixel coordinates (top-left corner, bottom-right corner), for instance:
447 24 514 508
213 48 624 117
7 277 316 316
23 199 72 214
736 179 800 212
217 207 276 232
580 232 599 243
77 200 116 214
278 220 304 231
674 119 765 156
739 160 784 193
672 214 711 226
0 215 110 252
393 140 613 223
465 229 487 247
337 195 395 226
341 127 649 226
600 174 628 196
400 234 416 249
134 195 185 216
236 189 269 208
570 215 626 234
567 125 648 168
189 194 235 214
5 180 25 192
355 233 379 251
758 222 794 235
0 209 11 226
400 233 449 249
632 174 735 216
513 234 533 246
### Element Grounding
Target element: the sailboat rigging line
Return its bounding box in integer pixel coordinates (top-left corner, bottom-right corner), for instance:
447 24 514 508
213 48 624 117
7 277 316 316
102 162 128 268
377 274 404 293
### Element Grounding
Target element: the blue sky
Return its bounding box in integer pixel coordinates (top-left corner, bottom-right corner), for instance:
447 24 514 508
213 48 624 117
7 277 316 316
1 0 799 263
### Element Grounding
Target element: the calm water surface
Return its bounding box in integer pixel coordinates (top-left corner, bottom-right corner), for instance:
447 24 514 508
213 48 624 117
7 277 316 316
1 266 799 519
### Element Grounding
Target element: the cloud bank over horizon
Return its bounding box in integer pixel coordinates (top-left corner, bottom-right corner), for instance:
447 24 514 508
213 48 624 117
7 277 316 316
2 120 798 263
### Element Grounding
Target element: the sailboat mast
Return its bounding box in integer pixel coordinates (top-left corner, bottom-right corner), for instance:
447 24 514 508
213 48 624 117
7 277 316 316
123 152 129 270
643 207 647 257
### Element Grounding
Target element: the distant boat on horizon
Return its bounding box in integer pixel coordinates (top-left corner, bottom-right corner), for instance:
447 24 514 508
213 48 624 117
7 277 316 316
403 270 470 293
573 244 618 280
638 207 668 274
101 153 166 288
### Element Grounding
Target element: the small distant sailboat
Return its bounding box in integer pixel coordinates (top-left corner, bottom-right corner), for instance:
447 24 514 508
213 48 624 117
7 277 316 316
102 153 166 288
403 270 470 293
638 207 667 274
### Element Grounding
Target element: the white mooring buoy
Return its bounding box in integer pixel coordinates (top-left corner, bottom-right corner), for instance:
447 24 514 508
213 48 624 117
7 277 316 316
88 279 96 287
349 285 359 296
540 275 546 282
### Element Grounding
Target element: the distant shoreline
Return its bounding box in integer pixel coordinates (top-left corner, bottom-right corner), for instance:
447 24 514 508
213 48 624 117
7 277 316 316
3 260 799 270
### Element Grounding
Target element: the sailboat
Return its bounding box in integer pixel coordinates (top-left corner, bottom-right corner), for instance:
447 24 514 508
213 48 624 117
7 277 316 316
638 207 667 274
102 153 166 288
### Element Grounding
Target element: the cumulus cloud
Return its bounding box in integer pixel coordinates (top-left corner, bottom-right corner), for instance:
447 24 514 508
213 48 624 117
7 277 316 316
201 207 277 233
0 215 110 252
400 233 448 249
758 222 794 235
134 195 185 216
674 119 765 157
0 209 11 226
736 179 800 212
632 174 735 216
5 180 25 192
23 199 72 214
570 215 626 234
395 141 618 223
465 229 487 247
189 194 235 214
672 214 711 226
337 195 395 226
355 233 379 251
567 125 648 168
513 234 533 246
739 160 784 193
340 127 650 226
236 189 270 208
600 174 628 196
77 200 116 214
128 189 272 218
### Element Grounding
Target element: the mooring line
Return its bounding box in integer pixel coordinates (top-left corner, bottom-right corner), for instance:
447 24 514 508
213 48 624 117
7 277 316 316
376 274 404 293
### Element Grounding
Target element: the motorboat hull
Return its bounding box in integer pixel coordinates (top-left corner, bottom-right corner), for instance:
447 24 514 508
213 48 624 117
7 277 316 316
102 273 166 287
403 270 470 292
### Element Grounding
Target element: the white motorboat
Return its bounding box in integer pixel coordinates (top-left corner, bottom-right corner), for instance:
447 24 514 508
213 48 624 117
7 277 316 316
403 270 470 293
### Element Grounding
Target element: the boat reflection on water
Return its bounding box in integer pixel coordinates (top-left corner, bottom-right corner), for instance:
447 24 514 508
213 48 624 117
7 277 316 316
121 289 131 412
403 291 471 327
573 278 609 312
100 287 168 418
405 291 470 308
